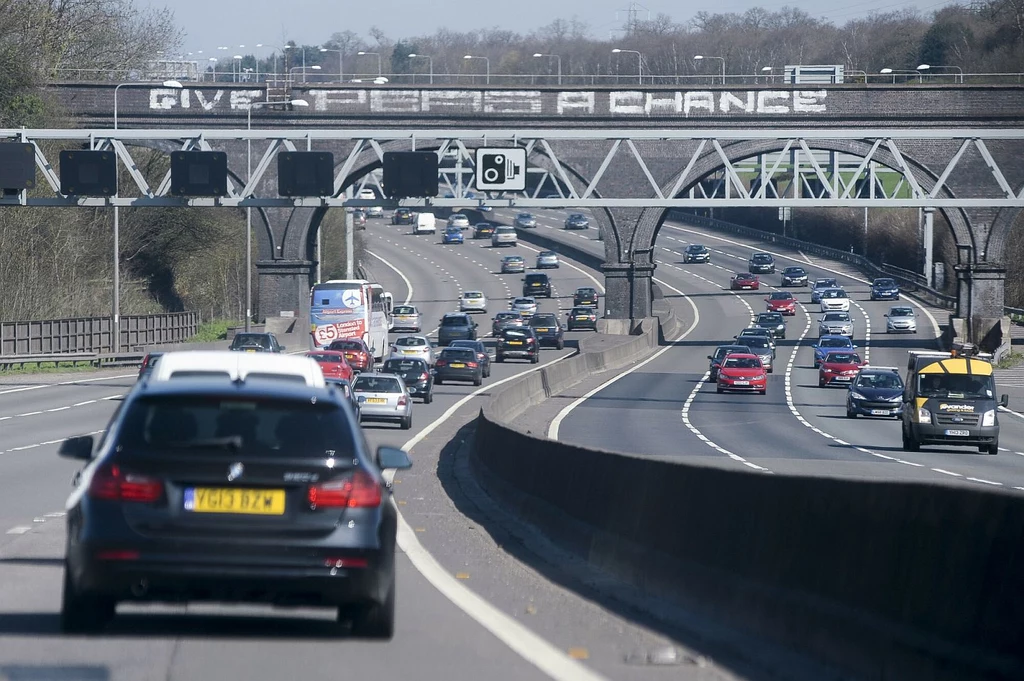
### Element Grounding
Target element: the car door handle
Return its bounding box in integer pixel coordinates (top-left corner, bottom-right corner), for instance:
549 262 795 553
72 471 82 487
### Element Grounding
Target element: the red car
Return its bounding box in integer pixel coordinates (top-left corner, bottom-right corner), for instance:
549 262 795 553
764 291 797 315
716 353 768 394
730 272 760 290
305 350 354 381
818 351 866 387
326 338 373 372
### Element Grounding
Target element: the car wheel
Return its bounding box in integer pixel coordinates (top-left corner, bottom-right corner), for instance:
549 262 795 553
424 392 432 404
530 354 539 364
60 567 115 634
496 355 503 363
716 384 723 394
985 443 999 455
759 389 767 395
435 378 443 385
556 339 564 350
846 405 856 418
902 427 920 452
400 415 412 430
818 377 825 388
344 571 396 639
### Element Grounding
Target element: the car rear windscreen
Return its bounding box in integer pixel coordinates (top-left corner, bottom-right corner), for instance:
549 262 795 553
117 395 355 458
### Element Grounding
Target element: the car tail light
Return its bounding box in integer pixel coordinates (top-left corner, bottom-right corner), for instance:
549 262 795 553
307 470 382 509
435 360 447 367
398 395 409 406
88 465 163 503
96 549 140 561
467 361 478 368
323 557 369 568
419 372 429 381
526 338 535 344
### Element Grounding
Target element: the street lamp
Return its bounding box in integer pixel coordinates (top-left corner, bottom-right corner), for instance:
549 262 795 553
233 54 243 82
917 63 963 84
533 53 562 85
320 47 343 82
112 80 183 350
357 51 382 77
694 54 726 84
463 54 490 84
760 65 774 84
611 48 642 84
246 99 309 330
408 53 433 84
880 67 922 84
208 57 217 82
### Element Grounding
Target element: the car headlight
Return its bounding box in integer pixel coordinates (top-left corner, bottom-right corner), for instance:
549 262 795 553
918 406 932 424
850 391 866 401
752 374 766 381
982 409 996 427
888 394 903 402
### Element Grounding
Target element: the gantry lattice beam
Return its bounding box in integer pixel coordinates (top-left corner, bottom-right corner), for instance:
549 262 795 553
2 127 1023 208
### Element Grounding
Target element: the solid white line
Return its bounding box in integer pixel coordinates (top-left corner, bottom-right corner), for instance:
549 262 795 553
932 468 963 477
396 514 609 681
16 411 42 417
5 527 31 535
367 250 414 306
966 477 1002 486
0 373 136 396
548 278 698 440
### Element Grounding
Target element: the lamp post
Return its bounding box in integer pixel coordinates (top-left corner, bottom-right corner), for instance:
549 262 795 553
408 53 433 84
611 48 642 84
289 64 320 82
760 65 774 84
917 63 963 84
357 51 382 77
284 45 308 81
533 53 562 85
463 55 490 84
208 57 217 82
694 54 726 84
233 54 243 82
254 43 263 82
112 80 183 350
246 98 309 330
880 67 922 84
320 47 343 82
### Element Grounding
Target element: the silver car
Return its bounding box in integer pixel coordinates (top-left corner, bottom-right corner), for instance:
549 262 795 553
391 305 421 332
501 255 526 274
885 305 918 333
818 311 854 338
510 296 538 317
388 335 434 365
352 372 413 429
740 337 775 373
366 205 384 218
536 251 560 269
514 212 537 228
491 225 518 247
448 213 470 229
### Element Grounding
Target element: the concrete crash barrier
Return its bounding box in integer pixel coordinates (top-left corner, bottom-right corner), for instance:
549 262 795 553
473 408 1024 680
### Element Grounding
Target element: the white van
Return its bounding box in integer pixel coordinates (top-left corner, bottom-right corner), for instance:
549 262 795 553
148 351 326 387
414 212 437 234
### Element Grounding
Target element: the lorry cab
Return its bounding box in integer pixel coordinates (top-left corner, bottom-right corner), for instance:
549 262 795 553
901 343 1008 456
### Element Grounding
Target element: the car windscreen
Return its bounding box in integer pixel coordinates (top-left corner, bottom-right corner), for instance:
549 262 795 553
825 353 860 364
353 376 403 393
822 290 847 298
822 313 849 321
917 373 995 399
231 334 271 348
757 314 782 323
495 312 518 319
501 329 531 339
513 299 534 306
724 357 760 369
769 293 791 300
307 352 345 362
393 306 416 315
328 340 364 351
530 315 558 326
784 267 805 275
875 279 896 287
395 337 426 347
752 255 771 262
450 341 481 351
116 395 356 459
857 373 902 389
441 316 469 327
440 349 476 361
744 339 770 350
819 338 851 348
714 346 749 360
382 360 427 375
891 307 914 316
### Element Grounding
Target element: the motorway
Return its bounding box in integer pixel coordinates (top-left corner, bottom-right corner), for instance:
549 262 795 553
0 221 739 681
495 208 1024 493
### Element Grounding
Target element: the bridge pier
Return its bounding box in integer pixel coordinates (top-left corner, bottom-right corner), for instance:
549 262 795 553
953 263 1009 353
255 259 314 333
599 262 655 333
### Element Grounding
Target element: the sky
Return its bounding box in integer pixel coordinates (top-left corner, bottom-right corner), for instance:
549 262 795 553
142 0 957 57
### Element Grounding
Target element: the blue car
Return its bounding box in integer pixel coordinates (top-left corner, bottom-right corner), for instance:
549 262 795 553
812 334 856 367
442 226 464 244
870 277 900 300
846 367 905 419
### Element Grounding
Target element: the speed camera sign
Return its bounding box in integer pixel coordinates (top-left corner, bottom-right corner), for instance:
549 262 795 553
474 148 527 192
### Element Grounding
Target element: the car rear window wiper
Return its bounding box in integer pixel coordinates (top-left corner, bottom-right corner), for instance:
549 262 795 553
156 436 243 450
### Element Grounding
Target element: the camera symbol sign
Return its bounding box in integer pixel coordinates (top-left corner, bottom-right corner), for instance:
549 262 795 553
474 148 527 192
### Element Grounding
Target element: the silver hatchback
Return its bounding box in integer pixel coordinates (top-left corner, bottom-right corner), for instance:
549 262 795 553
818 311 854 338
885 306 917 333
352 373 413 429
391 305 422 332
491 225 518 247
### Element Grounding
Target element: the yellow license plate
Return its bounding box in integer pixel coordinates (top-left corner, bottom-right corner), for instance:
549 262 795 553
576 316 589 320
508 341 523 345
366 397 387 404
535 327 550 331
451 363 465 368
532 283 541 286
185 488 285 515
402 349 418 354
245 349 256 353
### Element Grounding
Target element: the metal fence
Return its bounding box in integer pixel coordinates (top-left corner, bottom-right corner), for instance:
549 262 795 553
0 312 199 357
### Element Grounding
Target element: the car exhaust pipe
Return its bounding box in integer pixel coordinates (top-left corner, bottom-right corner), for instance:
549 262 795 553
131 579 149 597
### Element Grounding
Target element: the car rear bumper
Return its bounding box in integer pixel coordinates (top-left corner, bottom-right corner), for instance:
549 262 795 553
567 320 597 330
70 550 390 606
497 348 537 358
359 404 410 420
534 334 562 347
436 368 481 382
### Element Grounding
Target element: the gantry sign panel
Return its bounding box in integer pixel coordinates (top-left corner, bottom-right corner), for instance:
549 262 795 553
1 128 1023 208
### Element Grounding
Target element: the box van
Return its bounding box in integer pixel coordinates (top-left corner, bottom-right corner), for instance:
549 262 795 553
901 343 1008 455
414 212 436 234
148 351 326 387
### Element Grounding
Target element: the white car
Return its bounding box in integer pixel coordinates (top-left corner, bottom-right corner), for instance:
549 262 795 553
536 251 560 269
147 351 326 387
366 206 383 218
352 372 413 429
819 288 851 312
510 296 538 317
490 225 518 247
388 335 434 364
391 304 421 332
885 306 918 333
448 213 470 229
460 290 487 313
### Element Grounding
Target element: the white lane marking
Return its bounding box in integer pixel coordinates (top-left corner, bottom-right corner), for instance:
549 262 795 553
5 527 31 535
46 406 70 412
966 477 1003 486
0 430 104 456
663 223 942 340
15 411 42 417
396 515 609 681
680 370 772 473
548 279 698 440
998 405 1024 421
798 250 812 264
368 250 414 306
73 400 96 407
932 468 964 477
0 373 136 395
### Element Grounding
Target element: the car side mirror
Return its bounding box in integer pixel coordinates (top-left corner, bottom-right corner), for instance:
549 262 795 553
473 323 478 328
280 345 287 351
58 435 94 461
707 355 714 360
1001 394 1009 408
376 445 413 471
